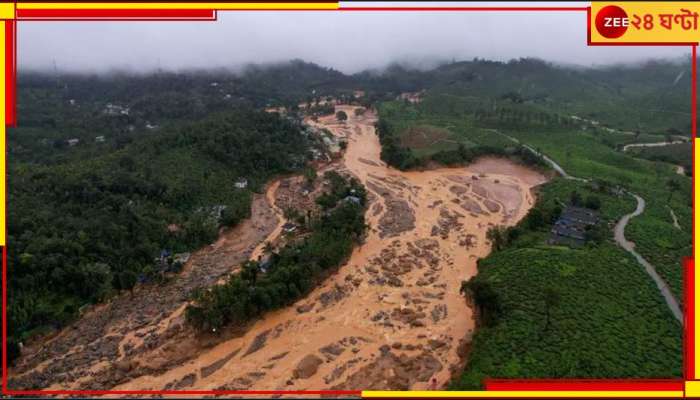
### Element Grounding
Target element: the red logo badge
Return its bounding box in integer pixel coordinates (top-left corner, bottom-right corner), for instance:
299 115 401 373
595 5 629 38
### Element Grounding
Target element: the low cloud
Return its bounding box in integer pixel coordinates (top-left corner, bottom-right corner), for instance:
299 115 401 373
19 4 688 74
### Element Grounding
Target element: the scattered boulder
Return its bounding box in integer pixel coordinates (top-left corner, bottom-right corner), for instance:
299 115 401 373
243 329 271 358
293 354 324 379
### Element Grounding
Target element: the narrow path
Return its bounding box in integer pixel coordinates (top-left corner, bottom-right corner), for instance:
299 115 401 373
488 129 585 181
620 139 688 176
667 206 682 230
489 128 682 322
249 180 285 261
614 195 682 323
520 144 587 182
622 140 688 152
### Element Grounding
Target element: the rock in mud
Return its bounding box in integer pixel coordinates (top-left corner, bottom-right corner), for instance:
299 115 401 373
318 284 349 308
293 354 324 379
164 372 196 390
460 198 484 215
115 359 137 373
200 348 240 378
330 350 443 390
296 303 314 314
391 307 427 327
483 198 500 213
431 304 448 323
243 329 271 357
378 199 415 238
268 351 289 362
320 343 346 360
428 339 447 350
449 185 468 195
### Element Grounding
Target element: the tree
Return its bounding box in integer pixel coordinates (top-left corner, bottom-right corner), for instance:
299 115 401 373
460 279 501 327
542 287 561 334
241 260 260 286
118 270 138 295
525 207 545 230
335 110 348 122
585 224 605 246
584 195 601 210
486 226 509 251
667 179 680 202
78 262 113 302
303 167 317 186
570 191 583 206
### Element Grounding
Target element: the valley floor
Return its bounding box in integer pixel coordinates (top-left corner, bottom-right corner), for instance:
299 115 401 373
9 106 546 391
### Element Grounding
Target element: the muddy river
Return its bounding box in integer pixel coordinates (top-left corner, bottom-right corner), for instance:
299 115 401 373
11 106 546 392
114 106 544 391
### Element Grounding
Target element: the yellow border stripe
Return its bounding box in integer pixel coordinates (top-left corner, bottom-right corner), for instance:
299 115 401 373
0 3 14 20
16 2 338 10
687 380 700 397
362 391 684 398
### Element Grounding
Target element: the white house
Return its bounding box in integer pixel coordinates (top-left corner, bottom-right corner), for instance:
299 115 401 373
234 178 248 189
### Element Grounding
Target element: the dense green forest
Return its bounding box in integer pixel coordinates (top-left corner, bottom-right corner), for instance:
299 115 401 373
185 171 367 332
8 105 309 358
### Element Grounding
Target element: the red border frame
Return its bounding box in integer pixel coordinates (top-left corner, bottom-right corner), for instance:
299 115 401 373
1 3 696 397
17 8 218 20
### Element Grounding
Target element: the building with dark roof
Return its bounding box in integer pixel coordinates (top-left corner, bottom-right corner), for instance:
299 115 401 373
549 205 599 247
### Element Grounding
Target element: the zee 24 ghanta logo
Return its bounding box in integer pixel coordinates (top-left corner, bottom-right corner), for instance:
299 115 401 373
595 4 699 39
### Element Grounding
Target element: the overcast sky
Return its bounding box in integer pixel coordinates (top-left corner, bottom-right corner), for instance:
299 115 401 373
18 2 688 74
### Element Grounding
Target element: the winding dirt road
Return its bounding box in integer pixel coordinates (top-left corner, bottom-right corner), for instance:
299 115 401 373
502 131 683 323
492 128 683 322
613 195 682 323
621 140 688 152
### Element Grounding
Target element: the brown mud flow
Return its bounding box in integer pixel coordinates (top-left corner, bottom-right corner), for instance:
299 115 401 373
10 106 546 392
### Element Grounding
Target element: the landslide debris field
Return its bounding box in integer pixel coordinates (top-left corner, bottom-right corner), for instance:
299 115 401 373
10 106 546 391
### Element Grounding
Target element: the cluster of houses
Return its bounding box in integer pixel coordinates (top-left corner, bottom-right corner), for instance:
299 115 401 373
61 135 106 147
548 205 600 247
103 103 130 116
